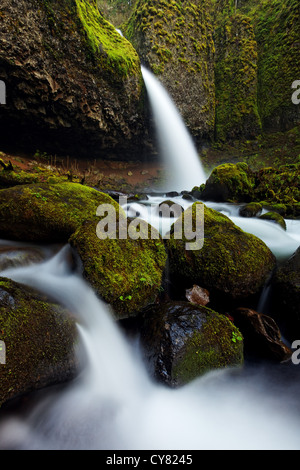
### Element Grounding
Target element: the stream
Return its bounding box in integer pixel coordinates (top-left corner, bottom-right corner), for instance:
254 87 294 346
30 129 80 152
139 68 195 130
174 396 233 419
0 197 299 450
0 67 299 451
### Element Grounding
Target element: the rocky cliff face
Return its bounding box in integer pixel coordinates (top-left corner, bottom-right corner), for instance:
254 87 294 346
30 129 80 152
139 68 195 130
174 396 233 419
0 0 148 160
214 11 261 141
124 0 299 145
251 0 300 132
125 0 216 143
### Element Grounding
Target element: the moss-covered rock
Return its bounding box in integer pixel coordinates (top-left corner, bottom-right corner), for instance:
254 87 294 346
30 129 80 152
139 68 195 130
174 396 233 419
140 301 244 387
239 202 262 218
0 0 147 160
0 182 123 243
259 211 287 231
201 162 256 202
69 217 167 318
125 0 215 141
166 202 276 304
0 277 78 407
213 0 300 139
200 163 300 217
0 169 40 189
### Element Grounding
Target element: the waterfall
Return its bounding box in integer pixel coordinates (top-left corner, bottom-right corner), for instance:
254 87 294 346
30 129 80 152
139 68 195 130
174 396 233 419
141 66 207 192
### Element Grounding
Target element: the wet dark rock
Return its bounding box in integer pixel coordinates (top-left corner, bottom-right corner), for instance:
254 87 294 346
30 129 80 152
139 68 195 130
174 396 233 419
157 201 184 218
270 247 300 341
239 203 263 218
0 246 46 271
140 301 243 387
234 308 292 362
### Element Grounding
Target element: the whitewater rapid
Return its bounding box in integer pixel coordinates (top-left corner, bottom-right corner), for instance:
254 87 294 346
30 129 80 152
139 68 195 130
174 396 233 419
0 202 299 450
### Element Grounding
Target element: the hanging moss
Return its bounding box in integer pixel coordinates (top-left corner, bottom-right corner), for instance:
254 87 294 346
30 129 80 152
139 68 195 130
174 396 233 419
75 0 141 78
214 12 261 141
250 0 300 131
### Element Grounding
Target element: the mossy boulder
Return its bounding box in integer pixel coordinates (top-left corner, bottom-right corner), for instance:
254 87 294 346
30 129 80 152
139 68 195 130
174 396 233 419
201 163 300 216
0 0 146 160
259 211 287 231
69 217 167 318
166 202 276 304
270 247 300 341
201 163 256 203
140 301 244 387
0 182 122 243
239 202 262 218
0 277 78 407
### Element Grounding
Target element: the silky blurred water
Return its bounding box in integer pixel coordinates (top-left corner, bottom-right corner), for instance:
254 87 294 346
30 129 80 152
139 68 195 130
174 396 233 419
0 225 299 450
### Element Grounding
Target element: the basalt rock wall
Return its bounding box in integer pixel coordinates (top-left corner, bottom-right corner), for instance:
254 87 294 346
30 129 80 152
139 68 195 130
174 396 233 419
0 0 149 160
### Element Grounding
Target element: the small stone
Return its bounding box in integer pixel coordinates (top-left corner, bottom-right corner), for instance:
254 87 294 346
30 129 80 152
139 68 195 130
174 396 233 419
186 285 210 306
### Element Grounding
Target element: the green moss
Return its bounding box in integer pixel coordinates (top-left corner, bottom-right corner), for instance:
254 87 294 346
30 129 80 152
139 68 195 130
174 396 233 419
259 211 287 231
0 182 123 242
124 0 215 136
250 0 300 130
166 202 276 301
173 310 243 384
0 277 77 406
254 164 300 206
69 217 167 318
75 0 140 78
239 202 262 217
214 12 261 141
201 162 256 202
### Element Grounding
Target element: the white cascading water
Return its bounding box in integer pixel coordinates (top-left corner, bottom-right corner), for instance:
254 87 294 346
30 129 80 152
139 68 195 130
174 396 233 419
141 66 207 192
0 66 300 450
0 240 300 450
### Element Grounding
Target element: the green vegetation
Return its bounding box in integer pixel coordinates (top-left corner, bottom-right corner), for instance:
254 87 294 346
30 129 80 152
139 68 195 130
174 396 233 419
166 202 276 302
0 277 77 407
213 0 300 142
173 308 244 384
124 0 215 138
69 218 167 318
0 182 123 242
75 0 140 78
214 12 261 141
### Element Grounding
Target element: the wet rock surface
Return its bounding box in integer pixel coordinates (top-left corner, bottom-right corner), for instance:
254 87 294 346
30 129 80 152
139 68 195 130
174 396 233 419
140 301 244 387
